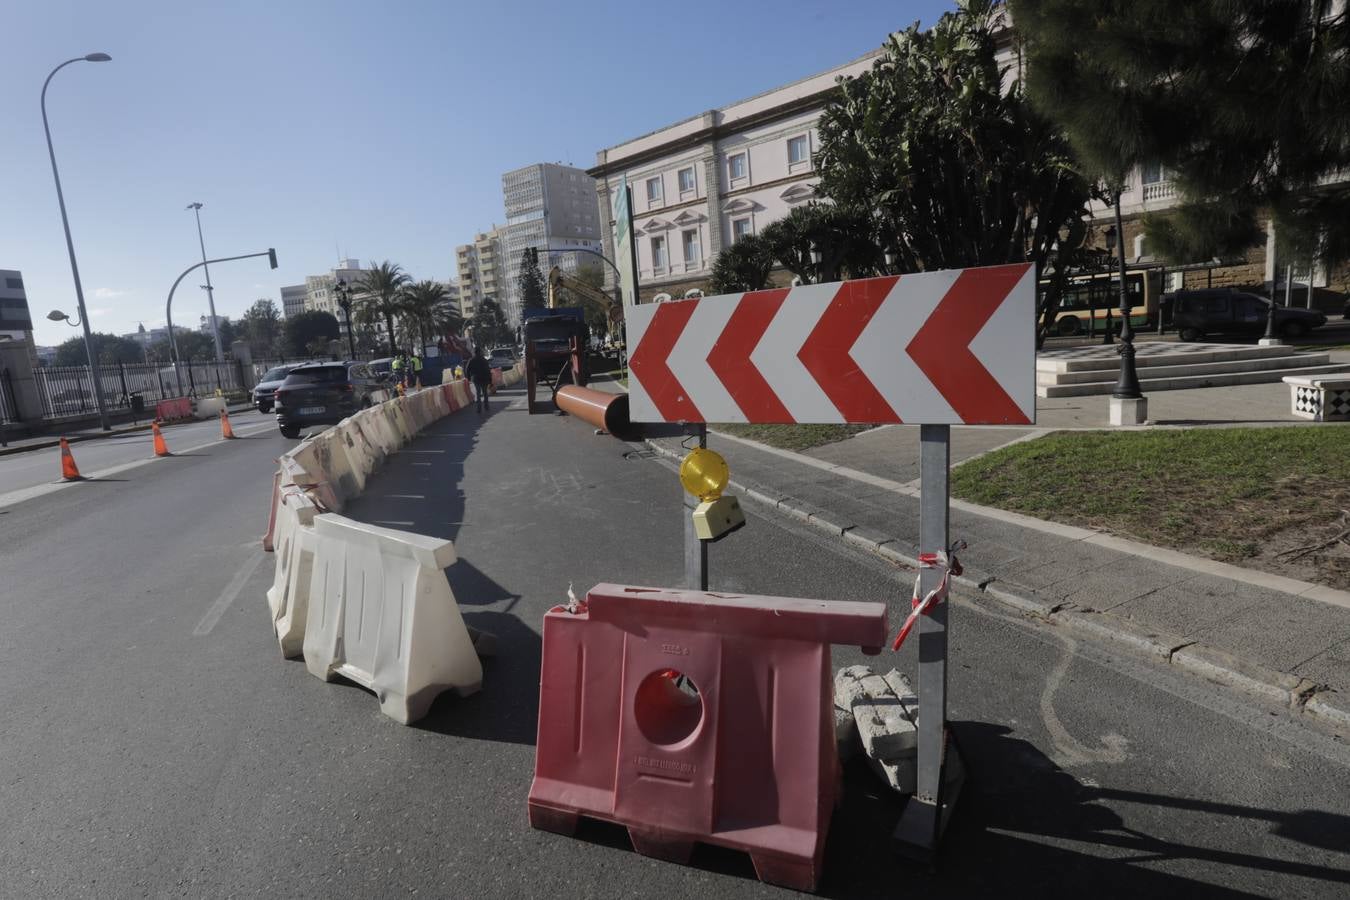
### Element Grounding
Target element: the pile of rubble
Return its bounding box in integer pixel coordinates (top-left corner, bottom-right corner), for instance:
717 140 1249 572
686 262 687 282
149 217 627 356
834 665 919 793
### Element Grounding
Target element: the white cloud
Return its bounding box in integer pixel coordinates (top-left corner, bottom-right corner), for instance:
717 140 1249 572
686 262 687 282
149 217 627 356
92 287 128 300
89 307 111 317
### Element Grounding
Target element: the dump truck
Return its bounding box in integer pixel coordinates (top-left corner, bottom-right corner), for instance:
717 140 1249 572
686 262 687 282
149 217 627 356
521 306 589 414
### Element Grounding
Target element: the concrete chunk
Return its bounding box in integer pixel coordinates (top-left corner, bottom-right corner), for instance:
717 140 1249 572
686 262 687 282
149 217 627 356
866 753 918 794
834 706 859 762
836 667 918 760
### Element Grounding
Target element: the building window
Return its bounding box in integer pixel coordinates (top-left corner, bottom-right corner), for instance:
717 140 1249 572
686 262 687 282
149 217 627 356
1140 161 1163 185
646 176 662 204
682 229 701 266
732 218 752 242
728 152 747 181
788 135 810 165
651 235 667 273
678 167 696 194
4 277 23 290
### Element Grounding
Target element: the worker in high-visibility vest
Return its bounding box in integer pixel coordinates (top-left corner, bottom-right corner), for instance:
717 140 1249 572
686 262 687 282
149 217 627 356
391 354 405 387
411 353 424 388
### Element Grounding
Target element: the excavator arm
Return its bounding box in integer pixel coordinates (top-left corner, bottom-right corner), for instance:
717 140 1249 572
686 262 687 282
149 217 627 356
547 266 624 323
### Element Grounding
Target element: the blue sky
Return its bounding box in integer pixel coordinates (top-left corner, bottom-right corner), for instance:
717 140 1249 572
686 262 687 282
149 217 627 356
5 0 955 347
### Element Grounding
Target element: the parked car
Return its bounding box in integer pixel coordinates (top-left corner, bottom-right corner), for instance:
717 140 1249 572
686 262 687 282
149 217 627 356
490 346 518 362
253 364 300 413
1168 289 1327 342
488 349 517 369
273 361 389 439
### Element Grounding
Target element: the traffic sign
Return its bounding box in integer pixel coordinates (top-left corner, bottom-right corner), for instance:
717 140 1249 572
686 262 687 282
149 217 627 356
626 263 1036 426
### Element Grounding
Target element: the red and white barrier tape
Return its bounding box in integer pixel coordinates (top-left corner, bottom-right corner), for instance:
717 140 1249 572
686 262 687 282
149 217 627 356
891 543 965 651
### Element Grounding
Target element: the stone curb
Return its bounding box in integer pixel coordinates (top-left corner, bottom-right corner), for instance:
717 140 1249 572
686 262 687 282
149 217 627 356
643 436 1347 736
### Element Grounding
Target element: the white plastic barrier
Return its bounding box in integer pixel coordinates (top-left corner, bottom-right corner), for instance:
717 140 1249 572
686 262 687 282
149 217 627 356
265 489 320 658
194 396 226 419
302 514 483 724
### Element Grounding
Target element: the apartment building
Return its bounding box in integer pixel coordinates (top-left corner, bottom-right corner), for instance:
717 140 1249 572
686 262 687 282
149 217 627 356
0 269 33 344
500 162 603 322
588 52 881 301
455 226 507 321
280 284 307 319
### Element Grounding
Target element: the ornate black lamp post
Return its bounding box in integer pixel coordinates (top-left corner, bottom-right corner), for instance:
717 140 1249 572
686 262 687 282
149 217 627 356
335 278 356 359
1108 192 1142 400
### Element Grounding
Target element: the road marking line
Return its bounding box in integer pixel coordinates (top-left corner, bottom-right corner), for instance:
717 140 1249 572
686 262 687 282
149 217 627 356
373 520 415 526
193 552 266 636
383 494 425 499
0 421 275 511
400 449 446 454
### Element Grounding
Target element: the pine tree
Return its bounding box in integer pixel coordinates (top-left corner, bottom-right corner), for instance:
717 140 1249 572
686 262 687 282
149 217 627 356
518 247 548 311
816 0 1095 339
1013 0 1350 266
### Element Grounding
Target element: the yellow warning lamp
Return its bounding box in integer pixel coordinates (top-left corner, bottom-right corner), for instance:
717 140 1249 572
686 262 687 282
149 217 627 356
679 447 746 542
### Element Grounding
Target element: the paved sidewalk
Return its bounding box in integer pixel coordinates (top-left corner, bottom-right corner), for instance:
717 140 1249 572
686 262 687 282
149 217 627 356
644 423 1350 732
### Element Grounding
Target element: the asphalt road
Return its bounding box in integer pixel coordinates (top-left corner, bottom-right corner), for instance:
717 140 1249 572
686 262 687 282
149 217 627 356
0 409 279 505
1 385 1347 898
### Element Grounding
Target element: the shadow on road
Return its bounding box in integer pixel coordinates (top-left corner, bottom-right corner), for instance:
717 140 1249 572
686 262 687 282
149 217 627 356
413 610 542 747
819 721 1350 898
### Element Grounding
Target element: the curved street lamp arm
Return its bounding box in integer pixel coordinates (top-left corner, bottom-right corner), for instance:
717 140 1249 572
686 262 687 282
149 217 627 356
165 250 276 389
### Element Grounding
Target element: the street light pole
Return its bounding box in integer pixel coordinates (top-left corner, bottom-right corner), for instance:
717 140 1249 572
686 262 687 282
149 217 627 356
187 202 224 361
42 53 113 431
166 249 277 395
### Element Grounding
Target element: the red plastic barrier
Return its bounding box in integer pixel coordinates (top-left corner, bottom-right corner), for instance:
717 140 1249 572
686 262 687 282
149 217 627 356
155 397 193 422
528 583 888 891
491 367 504 388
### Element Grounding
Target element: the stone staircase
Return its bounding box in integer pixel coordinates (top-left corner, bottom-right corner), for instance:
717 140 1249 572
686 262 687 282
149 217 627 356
1037 342 1350 398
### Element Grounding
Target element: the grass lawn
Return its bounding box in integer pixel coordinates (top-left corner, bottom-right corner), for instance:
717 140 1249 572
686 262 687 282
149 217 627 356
713 423 874 451
951 426 1350 589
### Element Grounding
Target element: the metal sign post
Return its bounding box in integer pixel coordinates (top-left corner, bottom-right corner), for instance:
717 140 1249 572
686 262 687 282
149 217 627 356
894 423 962 860
683 423 709 590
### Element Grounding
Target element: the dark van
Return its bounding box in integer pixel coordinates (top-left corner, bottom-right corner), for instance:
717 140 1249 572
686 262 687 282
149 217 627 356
1168 289 1326 342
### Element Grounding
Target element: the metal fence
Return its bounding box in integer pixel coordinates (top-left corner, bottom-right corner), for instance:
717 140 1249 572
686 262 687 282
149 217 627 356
31 360 246 419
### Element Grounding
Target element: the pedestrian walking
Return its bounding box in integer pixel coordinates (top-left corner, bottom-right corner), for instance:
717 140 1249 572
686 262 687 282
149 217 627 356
466 346 493 414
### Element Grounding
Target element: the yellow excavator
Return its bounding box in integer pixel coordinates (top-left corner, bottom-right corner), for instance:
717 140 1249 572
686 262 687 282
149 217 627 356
546 266 624 324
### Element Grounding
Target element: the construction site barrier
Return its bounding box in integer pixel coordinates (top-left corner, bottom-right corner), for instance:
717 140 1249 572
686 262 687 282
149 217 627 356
554 385 631 436
302 514 483 724
265 488 320 658
529 583 888 892
155 397 193 422
261 378 482 672
193 396 226 419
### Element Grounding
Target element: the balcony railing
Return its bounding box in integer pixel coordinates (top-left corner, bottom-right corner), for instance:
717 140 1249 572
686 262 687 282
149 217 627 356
1142 180 1177 202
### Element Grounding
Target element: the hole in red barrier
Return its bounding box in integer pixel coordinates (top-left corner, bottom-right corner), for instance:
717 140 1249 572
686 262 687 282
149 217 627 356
634 669 703 747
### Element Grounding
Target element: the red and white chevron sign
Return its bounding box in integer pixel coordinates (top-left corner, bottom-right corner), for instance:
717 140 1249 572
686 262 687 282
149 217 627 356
626 263 1036 425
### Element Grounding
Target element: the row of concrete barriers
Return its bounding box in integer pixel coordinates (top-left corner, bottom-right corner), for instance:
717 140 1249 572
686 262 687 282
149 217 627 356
261 367 523 724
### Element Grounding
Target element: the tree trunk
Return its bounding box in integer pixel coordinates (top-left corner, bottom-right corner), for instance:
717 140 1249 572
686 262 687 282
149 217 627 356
384 310 397 356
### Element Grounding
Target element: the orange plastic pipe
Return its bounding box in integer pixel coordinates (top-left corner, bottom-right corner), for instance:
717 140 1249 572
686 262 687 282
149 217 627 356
554 385 631 436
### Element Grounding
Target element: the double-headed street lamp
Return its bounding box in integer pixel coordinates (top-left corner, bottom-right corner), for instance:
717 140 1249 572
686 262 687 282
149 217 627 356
334 278 356 359
42 52 113 431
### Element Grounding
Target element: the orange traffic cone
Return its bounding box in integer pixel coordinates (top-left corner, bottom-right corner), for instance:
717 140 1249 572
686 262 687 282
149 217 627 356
59 437 82 480
220 408 236 439
152 421 171 457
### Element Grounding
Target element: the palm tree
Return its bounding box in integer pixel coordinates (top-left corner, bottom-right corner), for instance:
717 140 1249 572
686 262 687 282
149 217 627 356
354 261 410 356
400 280 464 352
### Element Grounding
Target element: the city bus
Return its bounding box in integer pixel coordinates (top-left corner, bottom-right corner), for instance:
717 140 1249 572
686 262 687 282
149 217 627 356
1040 269 1162 336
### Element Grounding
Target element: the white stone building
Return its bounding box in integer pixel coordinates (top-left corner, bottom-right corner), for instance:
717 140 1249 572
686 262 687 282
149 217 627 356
588 51 881 300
